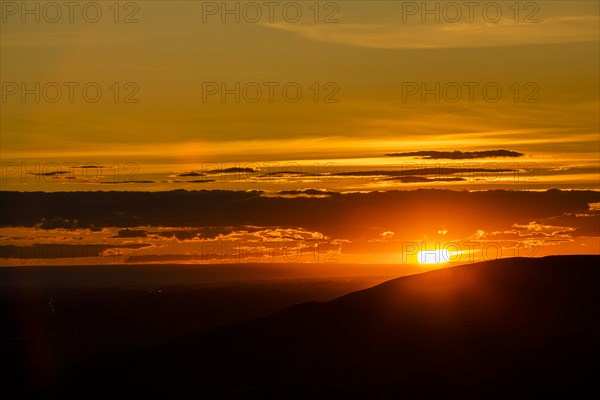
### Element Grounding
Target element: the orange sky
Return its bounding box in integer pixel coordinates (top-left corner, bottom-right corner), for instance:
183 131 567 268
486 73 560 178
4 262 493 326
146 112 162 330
1 1 599 266
1 0 598 192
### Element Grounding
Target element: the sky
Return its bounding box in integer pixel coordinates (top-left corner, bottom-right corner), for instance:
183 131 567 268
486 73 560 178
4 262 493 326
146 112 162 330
1 0 599 191
0 1 599 266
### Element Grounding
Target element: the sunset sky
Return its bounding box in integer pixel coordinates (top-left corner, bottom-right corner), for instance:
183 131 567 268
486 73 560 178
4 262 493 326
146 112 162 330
1 1 599 266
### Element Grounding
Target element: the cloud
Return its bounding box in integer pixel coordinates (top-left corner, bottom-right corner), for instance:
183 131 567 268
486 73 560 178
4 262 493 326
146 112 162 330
210 168 256 174
124 254 210 263
148 226 268 241
259 171 311 178
262 16 600 50
539 213 600 238
382 176 466 183
29 171 68 177
177 172 206 177
2 190 598 264
153 229 201 241
167 179 217 184
112 229 148 238
277 189 340 197
334 167 516 181
120 226 332 263
385 150 524 160
334 168 516 177
35 217 78 230
98 180 155 184
2 190 597 246
0 243 148 260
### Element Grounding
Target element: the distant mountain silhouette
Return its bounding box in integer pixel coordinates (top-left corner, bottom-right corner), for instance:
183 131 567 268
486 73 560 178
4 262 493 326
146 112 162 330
57 256 598 399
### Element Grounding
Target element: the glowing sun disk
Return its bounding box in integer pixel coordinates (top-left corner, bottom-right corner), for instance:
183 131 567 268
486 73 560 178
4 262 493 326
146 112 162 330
418 249 461 264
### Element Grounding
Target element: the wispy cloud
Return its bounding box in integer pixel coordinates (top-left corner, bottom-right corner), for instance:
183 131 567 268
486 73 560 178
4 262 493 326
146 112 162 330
262 16 599 49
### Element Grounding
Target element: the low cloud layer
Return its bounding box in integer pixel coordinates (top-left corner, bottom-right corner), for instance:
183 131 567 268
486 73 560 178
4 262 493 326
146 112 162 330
1 189 598 265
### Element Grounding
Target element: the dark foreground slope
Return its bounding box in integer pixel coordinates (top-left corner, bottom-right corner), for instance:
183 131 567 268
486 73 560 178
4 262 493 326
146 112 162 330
59 256 599 399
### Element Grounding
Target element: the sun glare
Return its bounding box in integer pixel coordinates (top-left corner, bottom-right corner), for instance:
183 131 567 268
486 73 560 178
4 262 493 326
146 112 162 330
418 249 457 264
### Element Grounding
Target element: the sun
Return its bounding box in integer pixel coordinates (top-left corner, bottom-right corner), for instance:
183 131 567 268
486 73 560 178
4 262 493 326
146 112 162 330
418 249 453 264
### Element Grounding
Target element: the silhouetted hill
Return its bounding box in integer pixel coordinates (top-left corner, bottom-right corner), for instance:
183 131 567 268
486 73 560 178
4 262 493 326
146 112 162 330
58 256 599 399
